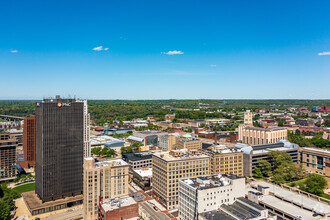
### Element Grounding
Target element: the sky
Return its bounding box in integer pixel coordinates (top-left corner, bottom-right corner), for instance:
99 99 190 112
0 0 329 100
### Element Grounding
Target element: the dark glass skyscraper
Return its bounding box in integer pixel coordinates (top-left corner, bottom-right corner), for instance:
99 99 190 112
35 96 84 202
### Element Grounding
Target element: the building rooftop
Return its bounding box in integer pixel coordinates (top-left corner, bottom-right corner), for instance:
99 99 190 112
153 149 209 161
101 196 137 212
90 135 123 146
133 167 152 178
22 191 83 212
123 151 161 162
94 159 128 168
302 147 330 155
128 135 145 142
200 210 236 220
201 144 242 155
235 140 298 155
250 181 330 215
243 126 287 131
180 174 243 190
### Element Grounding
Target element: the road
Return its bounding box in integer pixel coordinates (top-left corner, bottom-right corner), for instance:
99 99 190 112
140 202 170 220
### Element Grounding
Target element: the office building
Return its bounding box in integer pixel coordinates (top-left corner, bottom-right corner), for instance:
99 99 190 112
0 133 17 181
179 174 246 220
23 115 36 168
158 133 179 151
300 147 330 177
35 96 86 202
201 145 244 176
83 158 129 220
176 137 202 151
83 100 91 158
238 126 287 145
122 151 160 177
236 140 299 176
238 110 287 145
152 149 210 210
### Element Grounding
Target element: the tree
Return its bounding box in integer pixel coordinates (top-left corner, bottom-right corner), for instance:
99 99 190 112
303 174 327 195
253 167 263 179
257 160 272 177
120 147 126 154
91 147 102 156
126 146 133 153
101 147 108 156
268 151 292 169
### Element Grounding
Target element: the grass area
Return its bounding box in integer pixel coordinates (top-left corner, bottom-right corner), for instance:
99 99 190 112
289 179 306 187
320 193 330 200
288 179 330 201
13 182 35 194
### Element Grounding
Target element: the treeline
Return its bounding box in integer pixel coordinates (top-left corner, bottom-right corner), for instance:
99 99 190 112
288 131 330 149
174 111 232 120
0 183 21 219
1 100 329 125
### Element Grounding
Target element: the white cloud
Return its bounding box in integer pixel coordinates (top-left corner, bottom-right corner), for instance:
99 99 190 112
10 50 18 53
161 50 184 55
92 46 109 51
210 64 216 67
318 51 330 56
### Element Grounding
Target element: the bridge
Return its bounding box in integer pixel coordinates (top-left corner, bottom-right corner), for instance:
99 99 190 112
0 114 24 120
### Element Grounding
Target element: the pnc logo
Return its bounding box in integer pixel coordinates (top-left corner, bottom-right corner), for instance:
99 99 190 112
57 102 71 107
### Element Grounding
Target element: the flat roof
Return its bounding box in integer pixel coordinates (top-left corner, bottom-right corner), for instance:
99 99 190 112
95 159 128 168
180 174 243 190
153 150 209 162
22 191 83 212
200 210 236 220
101 196 137 212
133 167 152 177
250 181 330 215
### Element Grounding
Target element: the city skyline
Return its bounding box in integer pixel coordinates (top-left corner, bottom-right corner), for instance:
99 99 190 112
1 0 330 99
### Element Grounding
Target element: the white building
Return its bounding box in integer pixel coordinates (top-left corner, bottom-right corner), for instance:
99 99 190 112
179 174 245 220
82 100 91 158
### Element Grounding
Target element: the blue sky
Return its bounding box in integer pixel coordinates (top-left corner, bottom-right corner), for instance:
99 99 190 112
0 0 329 99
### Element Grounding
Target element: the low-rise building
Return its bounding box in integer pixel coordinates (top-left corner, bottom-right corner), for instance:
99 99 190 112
132 167 152 190
201 145 244 176
295 119 315 126
179 174 246 220
236 140 299 176
99 196 139 220
129 130 168 147
152 149 210 210
300 147 330 177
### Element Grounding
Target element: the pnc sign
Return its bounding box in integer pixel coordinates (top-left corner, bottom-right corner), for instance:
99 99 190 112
57 102 71 108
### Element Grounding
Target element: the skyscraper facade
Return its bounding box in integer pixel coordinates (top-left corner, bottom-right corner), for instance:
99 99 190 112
35 96 86 202
0 133 17 181
23 115 36 168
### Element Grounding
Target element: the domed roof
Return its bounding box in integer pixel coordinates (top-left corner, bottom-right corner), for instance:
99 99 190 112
182 133 192 138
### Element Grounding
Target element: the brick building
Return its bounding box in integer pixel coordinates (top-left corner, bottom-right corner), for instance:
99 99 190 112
23 115 35 168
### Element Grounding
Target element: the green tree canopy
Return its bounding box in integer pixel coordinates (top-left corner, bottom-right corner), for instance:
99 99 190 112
303 174 327 195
